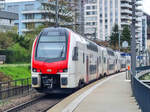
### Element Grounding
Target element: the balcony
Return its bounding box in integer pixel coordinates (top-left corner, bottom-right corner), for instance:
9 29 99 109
21 19 55 23
136 2 142 7
121 9 132 14
121 3 132 9
121 15 132 20
135 23 141 28
121 0 131 3
21 28 33 32
121 21 131 26
22 10 53 14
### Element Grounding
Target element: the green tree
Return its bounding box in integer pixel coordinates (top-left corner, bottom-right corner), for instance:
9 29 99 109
110 24 119 49
41 0 74 28
0 32 14 49
121 25 131 46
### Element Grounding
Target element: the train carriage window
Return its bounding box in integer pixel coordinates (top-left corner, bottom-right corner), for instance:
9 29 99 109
107 49 115 56
87 42 98 52
104 57 106 63
83 53 85 63
99 56 101 64
72 47 78 61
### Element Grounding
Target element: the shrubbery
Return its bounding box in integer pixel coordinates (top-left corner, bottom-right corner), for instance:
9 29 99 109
0 25 46 64
0 44 30 63
0 31 33 63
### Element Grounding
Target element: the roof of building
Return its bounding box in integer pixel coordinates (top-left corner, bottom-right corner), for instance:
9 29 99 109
0 11 18 20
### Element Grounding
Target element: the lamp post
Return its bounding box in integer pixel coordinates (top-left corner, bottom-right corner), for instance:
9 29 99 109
131 0 136 76
136 41 141 67
118 31 121 51
55 0 59 27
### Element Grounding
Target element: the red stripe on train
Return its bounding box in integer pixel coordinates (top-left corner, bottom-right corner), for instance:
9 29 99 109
32 32 71 74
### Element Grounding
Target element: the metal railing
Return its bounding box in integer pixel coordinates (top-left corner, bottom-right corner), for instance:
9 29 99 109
0 78 32 100
131 67 150 112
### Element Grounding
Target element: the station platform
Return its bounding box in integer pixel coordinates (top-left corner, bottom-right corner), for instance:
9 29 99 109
49 72 141 112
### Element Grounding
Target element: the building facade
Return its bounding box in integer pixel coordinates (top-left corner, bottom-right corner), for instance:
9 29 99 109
141 14 147 50
5 1 41 35
0 0 5 10
0 11 18 32
144 13 150 52
5 0 75 35
84 0 143 42
84 0 100 39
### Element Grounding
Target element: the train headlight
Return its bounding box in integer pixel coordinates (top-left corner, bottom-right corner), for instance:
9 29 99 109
32 68 41 72
32 68 37 72
58 69 68 73
63 68 68 72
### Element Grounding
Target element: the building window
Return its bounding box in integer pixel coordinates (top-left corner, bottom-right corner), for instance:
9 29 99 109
86 11 90 15
100 19 103 23
86 6 90 10
24 4 34 11
92 22 96 25
86 17 97 21
86 22 91 25
100 14 102 18
92 5 96 9
25 14 34 19
105 25 108 29
92 11 97 15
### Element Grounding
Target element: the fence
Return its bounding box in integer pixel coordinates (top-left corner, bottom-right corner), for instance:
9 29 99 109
131 67 150 112
0 78 32 100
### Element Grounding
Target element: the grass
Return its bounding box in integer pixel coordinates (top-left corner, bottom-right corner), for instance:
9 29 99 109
0 64 31 80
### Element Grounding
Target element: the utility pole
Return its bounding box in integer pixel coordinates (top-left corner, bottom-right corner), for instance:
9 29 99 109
55 0 59 27
81 0 85 36
131 0 136 76
119 31 121 51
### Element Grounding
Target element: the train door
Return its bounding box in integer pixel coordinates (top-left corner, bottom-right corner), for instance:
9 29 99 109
86 56 89 83
96 57 99 79
101 51 104 75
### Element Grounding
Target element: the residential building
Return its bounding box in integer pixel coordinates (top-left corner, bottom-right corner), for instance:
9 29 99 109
0 11 18 32
5 0 40 35
64 0 85 35
0 0 5 10
84 0 143 42
5 0 74 35
141 14 147 51
84 0 99 39
144 13 150 52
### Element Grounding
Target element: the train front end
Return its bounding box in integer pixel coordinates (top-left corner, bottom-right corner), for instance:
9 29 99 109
31 28 71 92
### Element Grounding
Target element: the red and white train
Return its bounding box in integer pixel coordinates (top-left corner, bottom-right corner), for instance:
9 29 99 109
31 27 130 92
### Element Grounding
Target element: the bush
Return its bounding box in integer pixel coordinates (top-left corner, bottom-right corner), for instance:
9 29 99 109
0 44 30 63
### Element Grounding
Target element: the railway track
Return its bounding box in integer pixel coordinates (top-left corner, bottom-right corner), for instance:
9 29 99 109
4 94 68 112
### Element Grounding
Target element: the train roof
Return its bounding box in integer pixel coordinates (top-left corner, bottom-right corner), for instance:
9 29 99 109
40 27 125 52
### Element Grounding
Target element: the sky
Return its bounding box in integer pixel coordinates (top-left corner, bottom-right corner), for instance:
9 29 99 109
6 0 150 15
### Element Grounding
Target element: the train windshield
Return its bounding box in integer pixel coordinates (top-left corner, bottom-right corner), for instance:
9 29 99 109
36 31 67 61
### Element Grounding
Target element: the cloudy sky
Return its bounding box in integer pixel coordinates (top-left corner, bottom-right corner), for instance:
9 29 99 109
6 0 150 15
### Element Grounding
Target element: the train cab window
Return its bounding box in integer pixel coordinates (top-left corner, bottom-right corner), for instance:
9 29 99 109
35 30 68 62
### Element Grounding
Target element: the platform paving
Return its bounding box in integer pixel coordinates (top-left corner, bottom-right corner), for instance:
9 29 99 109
49 72 141 112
